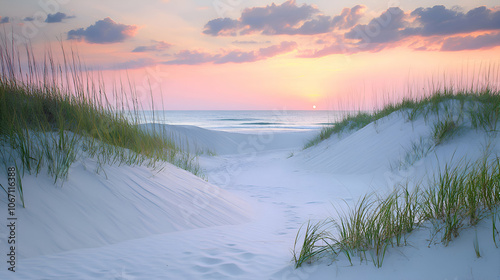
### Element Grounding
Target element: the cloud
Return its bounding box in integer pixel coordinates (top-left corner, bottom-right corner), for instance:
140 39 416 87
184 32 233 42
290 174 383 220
132 41 172 52
239 0 319 35
0 17 10 24
164 41 297 65
345 7 406 44
203 18 240 36
290 15 333 35
203 1 364 36
303 5 500 57
24 17 35 21
45 12 74 23
409 5 500 36
441 32 500 51
68 17 137 44
214 51 257 64
331 5 366 30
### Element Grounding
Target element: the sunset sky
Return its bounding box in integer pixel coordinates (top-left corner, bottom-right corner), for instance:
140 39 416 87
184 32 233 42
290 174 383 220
1 0 500 110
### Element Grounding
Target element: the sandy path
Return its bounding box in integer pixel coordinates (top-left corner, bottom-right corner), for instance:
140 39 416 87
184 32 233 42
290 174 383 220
4 146 335 279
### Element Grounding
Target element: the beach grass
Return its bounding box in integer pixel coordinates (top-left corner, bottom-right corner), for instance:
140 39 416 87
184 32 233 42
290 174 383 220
422 156 500 245
391 137 434 171
296 77 500 267
0 40 202 204
294 154 500 268
293 220 335 268
432 117 459 146
304 84 499 150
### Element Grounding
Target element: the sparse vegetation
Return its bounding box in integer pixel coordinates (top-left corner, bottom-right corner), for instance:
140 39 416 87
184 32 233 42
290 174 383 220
432 118 459 146
391 137 434 171
422 157 500 245
294 156 500 268
303 112 372 149
297 69 500 268
469 98 500 132
304 87 500 150
0 40 202 204
295 185 421 268
297 67 500 268
293 220 334 268
473 229 481 258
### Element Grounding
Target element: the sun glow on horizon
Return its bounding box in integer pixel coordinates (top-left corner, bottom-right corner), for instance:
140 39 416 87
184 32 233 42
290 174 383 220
2 1 499 110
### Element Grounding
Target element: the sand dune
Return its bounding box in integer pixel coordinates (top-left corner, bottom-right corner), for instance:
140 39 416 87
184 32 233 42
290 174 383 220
0 157 250 259
1 108 499 279
140 123 316 155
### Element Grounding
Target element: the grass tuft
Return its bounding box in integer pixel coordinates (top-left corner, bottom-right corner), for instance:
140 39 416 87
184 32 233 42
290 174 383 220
422 157 500 245
473 229 481 258
304 85 499 149
293 220 335 268
432 118 458 146
294 156 500 268
304 112 373 149
392 137 434 170
0 40 203 205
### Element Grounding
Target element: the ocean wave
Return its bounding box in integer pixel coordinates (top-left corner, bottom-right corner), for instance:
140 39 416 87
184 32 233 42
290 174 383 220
241 122 282 126
214 125 321 130
216 118 259 121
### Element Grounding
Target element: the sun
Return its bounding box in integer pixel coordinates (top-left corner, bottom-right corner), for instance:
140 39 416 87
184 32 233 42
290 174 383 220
312 105 317 109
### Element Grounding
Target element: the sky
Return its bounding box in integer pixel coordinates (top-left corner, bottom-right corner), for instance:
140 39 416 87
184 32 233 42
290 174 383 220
1 0 500 110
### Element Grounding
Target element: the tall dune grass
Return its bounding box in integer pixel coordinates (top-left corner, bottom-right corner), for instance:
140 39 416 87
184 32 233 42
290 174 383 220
296 75 500 267
0 40 202 205
304 82 499 149
294 156 500 268
422 156 500 245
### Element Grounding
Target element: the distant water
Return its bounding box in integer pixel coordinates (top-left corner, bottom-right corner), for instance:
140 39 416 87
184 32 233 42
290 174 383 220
133 110 346 133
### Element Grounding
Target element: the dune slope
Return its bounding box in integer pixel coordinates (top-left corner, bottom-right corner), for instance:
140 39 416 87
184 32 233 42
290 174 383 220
1 105 499 279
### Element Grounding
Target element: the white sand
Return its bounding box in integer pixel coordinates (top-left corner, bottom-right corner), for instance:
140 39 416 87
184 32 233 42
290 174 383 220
140 123 317 155
1 109 499 279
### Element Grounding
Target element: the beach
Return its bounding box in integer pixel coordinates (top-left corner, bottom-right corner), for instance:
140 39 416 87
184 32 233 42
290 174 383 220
1 107 499 279
2 0 500 278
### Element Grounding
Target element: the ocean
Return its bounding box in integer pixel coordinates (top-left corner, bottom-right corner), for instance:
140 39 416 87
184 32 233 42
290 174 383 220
135 110 346 133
